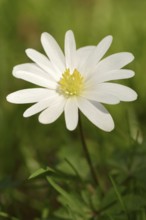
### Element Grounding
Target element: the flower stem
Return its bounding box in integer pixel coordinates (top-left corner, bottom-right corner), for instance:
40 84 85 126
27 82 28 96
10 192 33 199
78 113 98 186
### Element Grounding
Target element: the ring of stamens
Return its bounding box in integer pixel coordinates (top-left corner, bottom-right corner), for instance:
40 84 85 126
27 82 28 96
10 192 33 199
58 69 84 97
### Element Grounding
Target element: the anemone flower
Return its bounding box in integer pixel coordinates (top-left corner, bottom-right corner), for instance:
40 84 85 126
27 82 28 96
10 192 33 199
7 30 137 131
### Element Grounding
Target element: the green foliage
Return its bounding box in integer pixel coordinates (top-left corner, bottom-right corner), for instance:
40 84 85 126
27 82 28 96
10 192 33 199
22 141 146 220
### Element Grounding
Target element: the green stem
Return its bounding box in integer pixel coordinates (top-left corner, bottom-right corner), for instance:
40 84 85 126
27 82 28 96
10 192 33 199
78 114 98 186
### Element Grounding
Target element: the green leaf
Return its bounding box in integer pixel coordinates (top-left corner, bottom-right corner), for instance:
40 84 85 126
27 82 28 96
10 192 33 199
109 175 129 220
64 158 82 180
109 176 126 211
28 166 55 179
47 177 92 219
47 177 74 206
100 185 125 211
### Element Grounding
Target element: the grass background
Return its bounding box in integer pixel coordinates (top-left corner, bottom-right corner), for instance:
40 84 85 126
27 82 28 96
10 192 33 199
0 0 146 219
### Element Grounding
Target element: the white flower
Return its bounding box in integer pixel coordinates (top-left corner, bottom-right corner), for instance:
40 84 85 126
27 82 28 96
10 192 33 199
7 30 137 131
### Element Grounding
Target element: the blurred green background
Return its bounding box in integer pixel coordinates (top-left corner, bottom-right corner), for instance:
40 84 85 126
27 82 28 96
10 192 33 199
0 0 146 219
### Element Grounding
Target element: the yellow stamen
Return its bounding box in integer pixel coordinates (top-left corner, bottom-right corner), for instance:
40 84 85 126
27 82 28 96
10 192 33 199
58 69 84 96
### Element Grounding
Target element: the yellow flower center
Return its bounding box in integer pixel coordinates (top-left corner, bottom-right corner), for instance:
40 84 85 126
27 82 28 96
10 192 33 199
58 69 84 96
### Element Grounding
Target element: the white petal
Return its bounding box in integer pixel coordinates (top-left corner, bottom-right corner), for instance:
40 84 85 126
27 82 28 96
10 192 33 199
82 36 113 76
94 35 113 61
41 32 65 72
7 88 51 104
89 69 135 84
26 49 60 80
39 96 66 124
95 52 134 74
77 97 114 132
64 97 78 130
96 83 137 101
81 91 120 104
76 46 96 57
23 93 59 117
13 63 57 89
65 30 76 72
76 46 96 73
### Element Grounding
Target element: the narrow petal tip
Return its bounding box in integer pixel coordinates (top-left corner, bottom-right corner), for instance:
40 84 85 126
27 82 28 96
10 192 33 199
106 121 115 132
12 66 18 76
38 116 47 124
128 70 135 77
122 52 135 63
6 93 18 104
131 91 138 101
66 125 77 131
105 35 113 43
23 111 30 118
6 94 11 103
129 53 135 62
6 93 19 104
41 32 49 42
65 30 74 36
25 48 32 56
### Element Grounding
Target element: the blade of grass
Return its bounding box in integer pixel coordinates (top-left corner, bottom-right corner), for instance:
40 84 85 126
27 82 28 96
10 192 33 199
46 176 75 207
64 158 83 181
28 166 55 180
109 175 130 220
